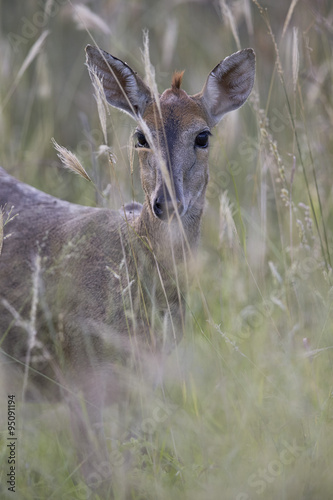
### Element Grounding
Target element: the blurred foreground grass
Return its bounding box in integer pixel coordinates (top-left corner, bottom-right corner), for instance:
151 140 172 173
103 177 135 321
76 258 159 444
1 0 333 499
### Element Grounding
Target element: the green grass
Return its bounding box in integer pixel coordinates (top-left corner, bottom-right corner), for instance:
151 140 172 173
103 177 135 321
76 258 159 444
1 0 333 499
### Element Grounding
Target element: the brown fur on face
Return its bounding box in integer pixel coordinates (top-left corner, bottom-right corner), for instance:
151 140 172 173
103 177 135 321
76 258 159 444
142 86 209 135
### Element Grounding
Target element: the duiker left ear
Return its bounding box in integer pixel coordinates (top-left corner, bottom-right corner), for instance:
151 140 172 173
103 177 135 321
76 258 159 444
85 45 151 119
199 48 256 127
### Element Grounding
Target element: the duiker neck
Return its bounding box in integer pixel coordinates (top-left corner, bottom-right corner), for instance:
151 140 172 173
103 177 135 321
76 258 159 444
134 201 203 264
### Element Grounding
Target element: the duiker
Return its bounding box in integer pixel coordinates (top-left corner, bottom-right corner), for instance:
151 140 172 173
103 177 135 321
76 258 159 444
0 46 255 422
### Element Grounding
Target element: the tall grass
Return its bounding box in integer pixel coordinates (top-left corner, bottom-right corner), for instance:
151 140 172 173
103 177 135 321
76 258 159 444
1 0 333 499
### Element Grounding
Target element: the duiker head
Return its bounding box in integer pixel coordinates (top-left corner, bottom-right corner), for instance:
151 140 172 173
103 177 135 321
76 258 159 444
85 45 255 223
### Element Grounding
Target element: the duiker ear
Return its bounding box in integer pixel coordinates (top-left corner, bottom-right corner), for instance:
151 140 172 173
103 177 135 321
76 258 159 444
85 45 152 119
200 48 255 127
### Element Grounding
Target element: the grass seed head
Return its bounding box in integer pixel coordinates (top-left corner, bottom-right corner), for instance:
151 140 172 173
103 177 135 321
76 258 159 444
51 138 92 182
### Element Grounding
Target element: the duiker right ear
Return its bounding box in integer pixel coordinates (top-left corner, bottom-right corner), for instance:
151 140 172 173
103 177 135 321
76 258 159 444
199 48 256 127
85 45 152 119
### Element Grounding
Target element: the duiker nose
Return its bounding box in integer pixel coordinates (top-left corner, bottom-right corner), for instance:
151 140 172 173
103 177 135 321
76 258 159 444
153 196 182 220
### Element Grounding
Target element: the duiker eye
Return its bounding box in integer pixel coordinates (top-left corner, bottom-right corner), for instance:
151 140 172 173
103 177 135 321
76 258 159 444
195 131 211 149
135 131 150 149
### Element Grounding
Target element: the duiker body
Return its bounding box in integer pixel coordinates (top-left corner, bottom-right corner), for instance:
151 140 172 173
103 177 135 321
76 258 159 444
0 46 255 407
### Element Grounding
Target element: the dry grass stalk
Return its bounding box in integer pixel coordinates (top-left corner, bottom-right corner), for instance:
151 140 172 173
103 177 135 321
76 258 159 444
292 27 299 93
162 17 179 69
1 30 50 112
219 191 237 249
282 0 300 39
243 0 254 36
0 206 18 254
89 66 108 143
72 4 111 35
252 0 284 80
36 51 51 99
16 30 50 82
141 31 160 113
23 253 41 401
219 0 241 50
51 138 92 182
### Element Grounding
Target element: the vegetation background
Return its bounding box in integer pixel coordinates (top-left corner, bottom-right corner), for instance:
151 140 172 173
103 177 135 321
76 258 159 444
0 0 333 499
